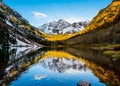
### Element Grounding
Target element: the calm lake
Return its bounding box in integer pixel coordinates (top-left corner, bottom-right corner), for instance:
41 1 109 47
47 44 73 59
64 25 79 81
0 47 120 86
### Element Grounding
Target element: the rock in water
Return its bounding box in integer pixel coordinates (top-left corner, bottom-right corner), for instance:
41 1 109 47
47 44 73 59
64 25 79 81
77 80 91 86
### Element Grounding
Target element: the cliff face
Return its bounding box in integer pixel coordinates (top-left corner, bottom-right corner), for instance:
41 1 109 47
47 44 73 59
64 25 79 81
63 0 120 45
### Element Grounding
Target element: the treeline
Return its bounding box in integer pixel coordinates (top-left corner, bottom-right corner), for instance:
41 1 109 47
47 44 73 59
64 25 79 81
0 12 16 46
62 17 120 45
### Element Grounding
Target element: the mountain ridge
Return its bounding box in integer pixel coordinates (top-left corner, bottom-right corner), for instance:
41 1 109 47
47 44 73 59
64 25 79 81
0 2 49 46
39 19 89 34
0 0 120 46
62 0 120 45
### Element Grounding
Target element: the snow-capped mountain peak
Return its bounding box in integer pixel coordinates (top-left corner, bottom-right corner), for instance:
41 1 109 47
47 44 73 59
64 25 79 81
39 19 89 34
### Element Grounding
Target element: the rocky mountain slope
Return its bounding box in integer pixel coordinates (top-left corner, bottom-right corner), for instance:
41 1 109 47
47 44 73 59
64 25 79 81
0 1 87 44
39 19 89 34
0 2 48 46
62 0 120 45
1 0 119 46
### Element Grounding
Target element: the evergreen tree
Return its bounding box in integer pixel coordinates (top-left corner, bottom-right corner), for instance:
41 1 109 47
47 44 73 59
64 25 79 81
0 12 9 46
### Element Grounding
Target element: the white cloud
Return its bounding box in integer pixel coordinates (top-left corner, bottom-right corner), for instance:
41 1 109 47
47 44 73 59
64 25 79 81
31 11 47 19
65 17 86 24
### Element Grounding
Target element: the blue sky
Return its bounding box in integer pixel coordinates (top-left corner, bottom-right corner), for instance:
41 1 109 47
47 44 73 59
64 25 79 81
4 0 112 27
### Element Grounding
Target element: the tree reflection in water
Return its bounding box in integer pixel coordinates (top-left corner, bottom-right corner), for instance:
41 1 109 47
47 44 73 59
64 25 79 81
0 47 120 86
0 47 44 86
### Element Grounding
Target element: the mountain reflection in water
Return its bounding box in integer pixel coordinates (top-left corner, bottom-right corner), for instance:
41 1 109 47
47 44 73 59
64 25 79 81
40 58 88 73
0 47 120 86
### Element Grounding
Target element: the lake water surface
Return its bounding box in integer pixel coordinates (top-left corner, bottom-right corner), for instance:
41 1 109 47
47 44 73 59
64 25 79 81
0 47 120 86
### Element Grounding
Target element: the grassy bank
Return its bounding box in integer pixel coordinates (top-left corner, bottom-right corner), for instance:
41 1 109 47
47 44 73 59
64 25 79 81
90 44 120 59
